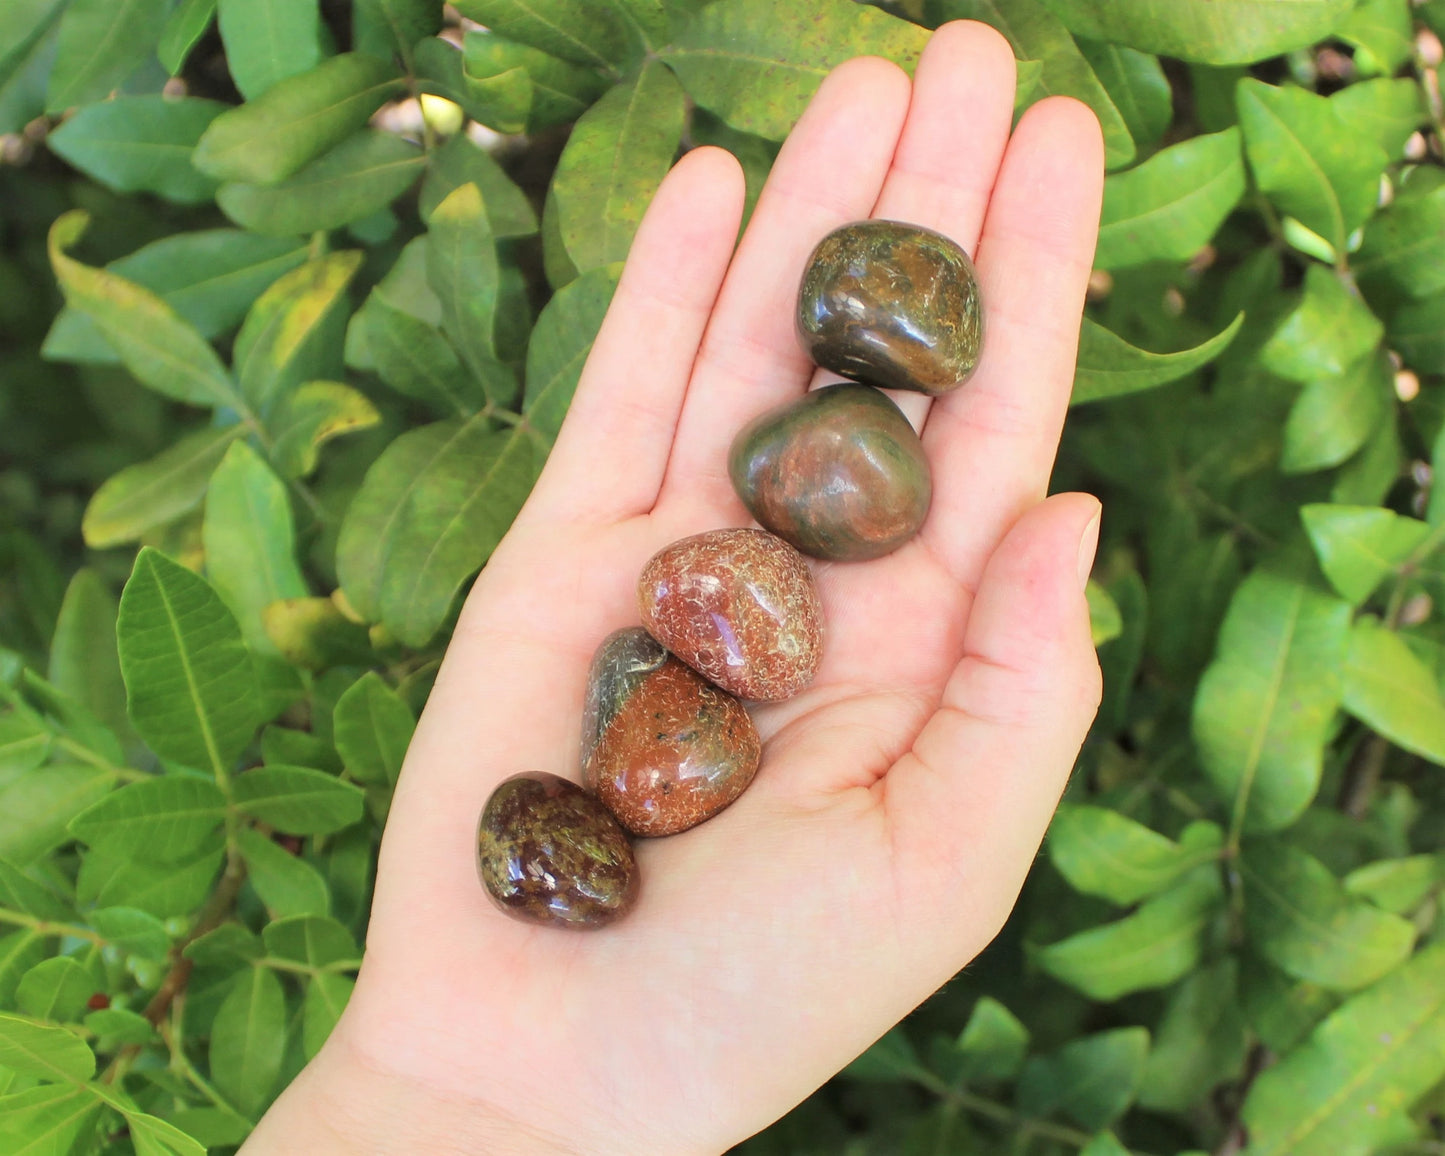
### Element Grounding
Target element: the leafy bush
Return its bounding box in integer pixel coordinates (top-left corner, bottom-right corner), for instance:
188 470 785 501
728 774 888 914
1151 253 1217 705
1 0 1444 1151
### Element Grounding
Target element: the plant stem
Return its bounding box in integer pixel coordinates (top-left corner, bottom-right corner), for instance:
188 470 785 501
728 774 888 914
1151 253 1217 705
0 907 104 945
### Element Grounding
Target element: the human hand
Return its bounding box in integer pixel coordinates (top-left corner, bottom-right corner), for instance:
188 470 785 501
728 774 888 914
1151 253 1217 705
243 20 1105 1156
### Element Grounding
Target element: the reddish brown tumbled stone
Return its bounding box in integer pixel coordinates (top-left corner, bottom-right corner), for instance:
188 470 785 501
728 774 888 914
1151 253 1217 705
476 772 638 928
582 628 761 836
638 529 823 702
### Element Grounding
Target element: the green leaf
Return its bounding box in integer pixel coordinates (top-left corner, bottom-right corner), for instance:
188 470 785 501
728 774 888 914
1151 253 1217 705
82 424 246 550
361 296 489 417
47 212 241 410
1076 40 1170 152
933 0 1133 169
1036 0 1358 65
68 776 226 859
1238 78 1389 253
16 958 95 1023
417 133 539 239
1261 265 1384 384
1048 806 1224 906
235 251 363 416
1016 1027 1148 1131
842 1025 924 1082
659 0 930 142
1280 353 1389 476
1138 958 1247 1112
1336 0 1415 75
216 0 325 100
262 915 357 967
0 711 52 782
158 0 217 75
302 972 353 1061
232 765 365 835
0 766 114 866
1035 867 1224 1000
1356 178 1445 300
1391 289 1445 375
0 0 64 93
0 1013 94 1082
1345 854 1444 915
450 0 631 71
1079 1135 1129 1156
1301 504 1429 605
269 381 380 479
47 95 225 204
43 230 308 367
336 416 540 643
1343 618 1445 766
1332 77 1426 160
78 836 223 918
353 0 443 69
183 922 262 967
427 182 511 399
45 0 167 113
0 857 74 922
1070 313 1243 406
236 827 330 918
48 570 128 744
209 965 286 1117
456 30 610 134
1193 568 1352 833
1094 128 1245 269
203 441 308 655
552 60 687 275
1243 840 1416 991
522 263 621 437
0 1083 104 1156
930 996 1029 1087
88 906 172 960
194 54 404 184
127 1111 207 1156
217 129 426 237
1241 941 1445 1155
332 672 415 786
262 599 374 671
117 548 263 775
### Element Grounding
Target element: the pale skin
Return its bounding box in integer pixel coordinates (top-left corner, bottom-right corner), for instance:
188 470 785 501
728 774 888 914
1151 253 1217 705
243 22 1106 1155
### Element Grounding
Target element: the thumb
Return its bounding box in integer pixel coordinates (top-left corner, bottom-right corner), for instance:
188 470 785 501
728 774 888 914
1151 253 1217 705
887 491 1103 959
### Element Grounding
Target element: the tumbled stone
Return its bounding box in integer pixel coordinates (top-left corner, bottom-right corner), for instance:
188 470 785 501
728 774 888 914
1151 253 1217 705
729 383 932 561
638 529 823 702
797 219 983 396
476 772 638 928
581 628 761 837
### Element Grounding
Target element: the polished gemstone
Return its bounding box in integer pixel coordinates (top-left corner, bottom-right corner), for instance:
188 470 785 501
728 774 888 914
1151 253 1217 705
729 383 932 561
582 628 761 837
797 219 983 396
638 529 823 702
476 772 638 928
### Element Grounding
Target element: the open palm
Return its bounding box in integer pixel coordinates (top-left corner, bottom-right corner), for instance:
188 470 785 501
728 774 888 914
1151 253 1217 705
246 21 1105 1156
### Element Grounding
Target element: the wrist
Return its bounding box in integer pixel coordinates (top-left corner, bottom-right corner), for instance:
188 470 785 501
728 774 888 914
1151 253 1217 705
240 1028 583 1156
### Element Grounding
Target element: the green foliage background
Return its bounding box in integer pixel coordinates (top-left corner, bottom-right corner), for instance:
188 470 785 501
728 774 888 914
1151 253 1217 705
1 0 1445 1151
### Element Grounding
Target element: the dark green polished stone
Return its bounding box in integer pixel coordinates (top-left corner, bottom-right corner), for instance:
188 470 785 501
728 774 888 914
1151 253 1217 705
476 772 639 928
729 384 932 561
797 219 983 396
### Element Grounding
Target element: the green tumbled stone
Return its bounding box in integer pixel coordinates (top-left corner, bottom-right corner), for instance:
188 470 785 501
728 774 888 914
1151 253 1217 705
729 384 932 561
476 772 639 929
797 219 984 396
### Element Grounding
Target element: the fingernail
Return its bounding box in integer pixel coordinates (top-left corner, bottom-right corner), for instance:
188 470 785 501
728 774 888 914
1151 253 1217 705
1077 505 1102 589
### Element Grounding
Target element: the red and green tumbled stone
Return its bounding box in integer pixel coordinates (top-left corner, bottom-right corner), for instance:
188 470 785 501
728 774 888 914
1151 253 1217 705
729 383 932 561
797 219 984 396
639 529 823 702
476 772 639 928
581 628 760 837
